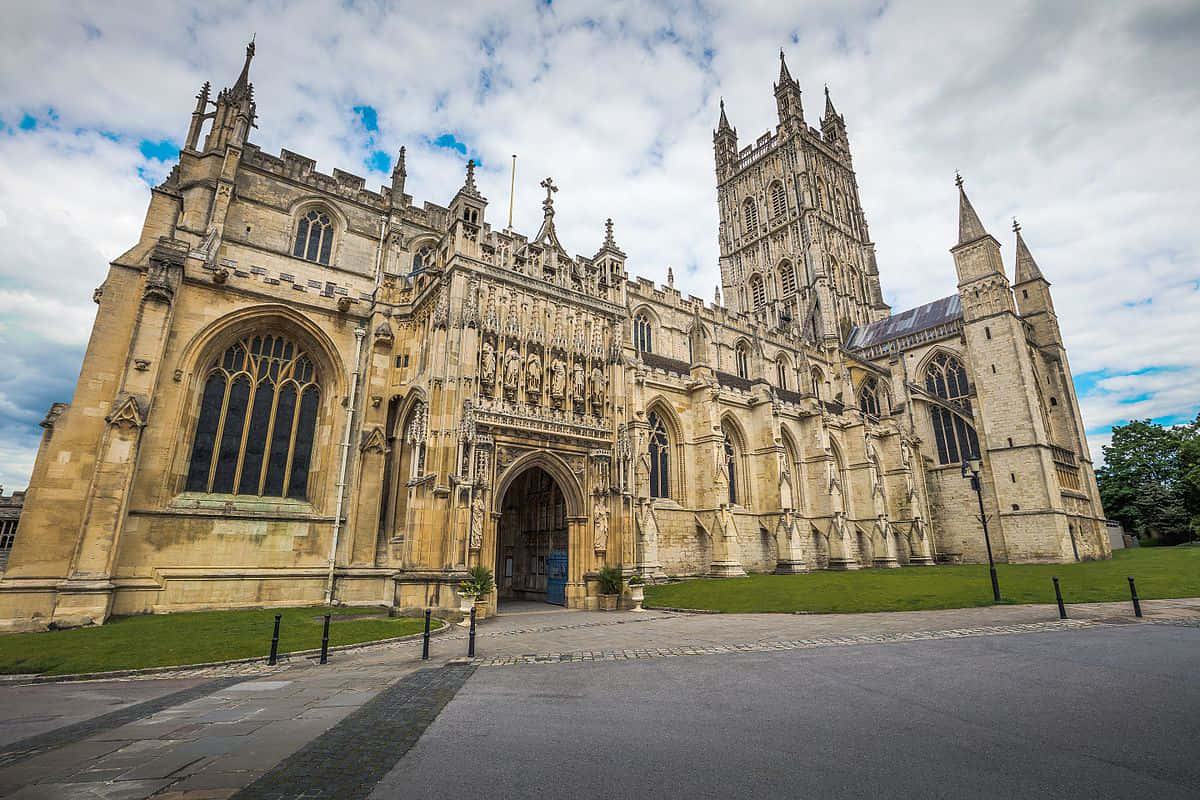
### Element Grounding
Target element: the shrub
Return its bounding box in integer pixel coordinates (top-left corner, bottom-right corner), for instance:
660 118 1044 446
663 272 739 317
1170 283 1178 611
459 565 494 596
597 565 623 595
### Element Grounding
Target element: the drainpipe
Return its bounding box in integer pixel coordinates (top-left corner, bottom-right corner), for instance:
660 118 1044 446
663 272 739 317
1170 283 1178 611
326 325 367 605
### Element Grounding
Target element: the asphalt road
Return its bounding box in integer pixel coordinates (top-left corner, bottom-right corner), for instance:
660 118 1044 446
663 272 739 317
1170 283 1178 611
372 622 1200 799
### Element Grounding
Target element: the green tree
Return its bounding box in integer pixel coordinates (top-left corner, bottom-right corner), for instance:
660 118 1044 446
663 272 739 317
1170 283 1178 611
1097 415 1200 544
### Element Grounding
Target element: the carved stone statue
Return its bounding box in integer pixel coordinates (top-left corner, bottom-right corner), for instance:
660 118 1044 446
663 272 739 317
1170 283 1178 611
593 498 609 552
526 353 542 395
778 452 794 511
589 365 606 407
634 429 651 499
469 492 485 550
572 361 586 401
504 345 521 391
481 341 496 388
550 358 566 399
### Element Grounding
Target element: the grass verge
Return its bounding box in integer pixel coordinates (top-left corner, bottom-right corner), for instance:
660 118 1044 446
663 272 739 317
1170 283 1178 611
643 546 1200 614
0 606 439 676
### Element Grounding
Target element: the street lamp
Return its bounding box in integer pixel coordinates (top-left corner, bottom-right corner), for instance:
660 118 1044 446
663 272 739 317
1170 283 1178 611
962 457 1001 602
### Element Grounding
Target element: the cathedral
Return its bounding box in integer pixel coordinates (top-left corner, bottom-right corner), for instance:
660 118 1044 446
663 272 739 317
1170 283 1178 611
0 45 1108 629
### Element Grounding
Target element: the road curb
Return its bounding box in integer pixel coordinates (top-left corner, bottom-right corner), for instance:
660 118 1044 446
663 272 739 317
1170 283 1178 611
0 618 452 686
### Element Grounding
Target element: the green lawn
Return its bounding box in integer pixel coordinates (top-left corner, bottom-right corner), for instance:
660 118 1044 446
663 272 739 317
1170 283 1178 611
0 606 439 676
644 546 1200 614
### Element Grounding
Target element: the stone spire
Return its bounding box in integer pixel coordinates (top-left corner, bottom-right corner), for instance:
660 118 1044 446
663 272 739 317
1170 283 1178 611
778 48 793 84
774 50 804 131
390 146 407 205
823 84 838 119
716 97 734 135
956 173 989 246
667 266 674 288
231 37 255 98
715 284 722 306
1013 219 1047 284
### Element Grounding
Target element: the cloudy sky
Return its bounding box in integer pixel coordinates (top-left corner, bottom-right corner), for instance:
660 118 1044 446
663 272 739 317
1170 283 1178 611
0 0 1197 489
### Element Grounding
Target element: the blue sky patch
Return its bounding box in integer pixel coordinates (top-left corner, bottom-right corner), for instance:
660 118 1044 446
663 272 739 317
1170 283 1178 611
365 149 391 172
353 104 379 132
19 114 38 130
139 138 178 161
431 132 470 155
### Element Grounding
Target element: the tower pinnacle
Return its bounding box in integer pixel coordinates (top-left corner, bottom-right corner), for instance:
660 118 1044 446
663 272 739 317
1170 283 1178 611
778 49 793 84
1013 220 1047 284
232 38 255 97
956 174 989 246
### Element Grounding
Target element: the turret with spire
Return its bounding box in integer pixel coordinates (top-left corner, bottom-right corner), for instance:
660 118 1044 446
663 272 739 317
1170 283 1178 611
713 97 738 182
950 174 1009 304
821 85 849 156
203 39 257 152
1012 219 1061 345
774 49 805 133
448 159 488 256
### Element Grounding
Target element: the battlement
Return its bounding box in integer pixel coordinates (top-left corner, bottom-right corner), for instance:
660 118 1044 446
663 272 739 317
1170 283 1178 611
242 143 392 211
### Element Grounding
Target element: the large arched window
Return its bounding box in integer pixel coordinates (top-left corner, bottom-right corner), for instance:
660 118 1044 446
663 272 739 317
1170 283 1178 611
743 197 759 235
778 261 796 297
925 353 981 465
292 208 334 265
770 181 787 219
634 312 652 354
735 342 750 379
186 334 320 499
750 274 766 310
648 410 670 499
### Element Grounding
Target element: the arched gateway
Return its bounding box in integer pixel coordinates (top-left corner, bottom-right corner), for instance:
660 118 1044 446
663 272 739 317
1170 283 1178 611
489 453 589 609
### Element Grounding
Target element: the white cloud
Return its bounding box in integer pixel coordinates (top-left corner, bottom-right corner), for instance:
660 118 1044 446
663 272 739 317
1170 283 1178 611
0 0 1197 486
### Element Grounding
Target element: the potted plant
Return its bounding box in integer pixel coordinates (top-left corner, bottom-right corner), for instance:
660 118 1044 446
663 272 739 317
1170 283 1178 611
597 565 622 611
626 573 646 612
458 565 494 618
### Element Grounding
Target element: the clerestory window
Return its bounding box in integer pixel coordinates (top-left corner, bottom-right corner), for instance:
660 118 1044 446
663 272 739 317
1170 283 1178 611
634 313 653 354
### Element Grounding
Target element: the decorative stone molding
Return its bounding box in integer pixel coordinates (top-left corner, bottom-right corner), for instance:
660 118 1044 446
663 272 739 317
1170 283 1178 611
360 426 389 454
106 394 147 430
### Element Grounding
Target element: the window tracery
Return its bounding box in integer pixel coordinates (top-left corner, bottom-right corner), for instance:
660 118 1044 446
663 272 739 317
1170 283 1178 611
292 208 334 265
185 334 320 499
770 181 787 219
743 197 759 234
634 312 652 354
735 342 750 380
750 275 766 311
925 353 981 465
648 410 670 499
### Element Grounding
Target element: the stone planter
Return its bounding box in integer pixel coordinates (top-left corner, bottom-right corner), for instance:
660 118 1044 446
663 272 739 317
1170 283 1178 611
626 585 645 612
599 593 618 611
458 593 478 620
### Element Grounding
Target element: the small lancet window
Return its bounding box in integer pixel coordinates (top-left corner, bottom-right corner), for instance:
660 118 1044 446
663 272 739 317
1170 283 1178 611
776 357 789 390
634 313 653 354
779 261 796 296
735 343 750 380
750 275 766 311
293 209 334 265
770 182 787 219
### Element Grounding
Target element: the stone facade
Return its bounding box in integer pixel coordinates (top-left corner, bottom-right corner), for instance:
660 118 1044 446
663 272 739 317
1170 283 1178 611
0 46 1108 630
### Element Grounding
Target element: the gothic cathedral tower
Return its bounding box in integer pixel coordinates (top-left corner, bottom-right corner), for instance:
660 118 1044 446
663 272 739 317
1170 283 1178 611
713 52 889 344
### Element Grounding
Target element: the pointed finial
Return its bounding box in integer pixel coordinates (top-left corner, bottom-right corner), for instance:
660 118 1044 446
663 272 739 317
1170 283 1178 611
717 97 733 133
715 284 722 306
1012 217 1021 233
603 217 616 249
394 146 406 175
667 266 674 288
955 171 964 188
464 158 478 192
1013 220 1045 283
778 48 793 83
233 37 256 93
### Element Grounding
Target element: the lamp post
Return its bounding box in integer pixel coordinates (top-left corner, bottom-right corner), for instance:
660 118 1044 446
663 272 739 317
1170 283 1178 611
962 458 1001 602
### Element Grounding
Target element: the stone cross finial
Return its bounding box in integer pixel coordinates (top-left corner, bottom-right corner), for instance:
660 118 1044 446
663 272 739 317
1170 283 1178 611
603 218 616 248
1012 217 1021 233
954 171 964 188
540 177 558 218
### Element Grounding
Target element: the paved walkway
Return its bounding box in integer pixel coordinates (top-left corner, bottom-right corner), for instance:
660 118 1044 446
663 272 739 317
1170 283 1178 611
0 597 1195 798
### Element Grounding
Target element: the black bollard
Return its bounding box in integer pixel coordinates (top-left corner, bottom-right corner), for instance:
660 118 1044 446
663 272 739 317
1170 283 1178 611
468 606 477 658
422 608 432 661
1052 577 1067 619
268 613 282 665
319 614 331 664
1128 576 1143 618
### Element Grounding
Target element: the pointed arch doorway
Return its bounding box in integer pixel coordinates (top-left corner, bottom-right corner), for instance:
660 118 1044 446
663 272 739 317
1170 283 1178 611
495 467 570 606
